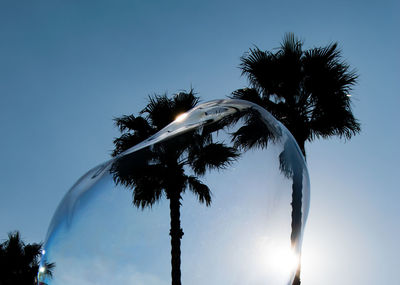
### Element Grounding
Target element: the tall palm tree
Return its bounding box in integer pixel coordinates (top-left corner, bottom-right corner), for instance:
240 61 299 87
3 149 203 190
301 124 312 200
0 231 54 285
110 90 239 285
232 33 360 285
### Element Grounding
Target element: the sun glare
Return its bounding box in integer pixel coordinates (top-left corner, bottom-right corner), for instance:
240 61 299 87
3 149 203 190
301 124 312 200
258 239 299 280
175 112 188 122
267 245 299 276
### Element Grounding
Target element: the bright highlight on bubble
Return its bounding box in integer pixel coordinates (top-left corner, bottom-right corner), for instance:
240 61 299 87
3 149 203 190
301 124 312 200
38 99 310 285
175 112 188 122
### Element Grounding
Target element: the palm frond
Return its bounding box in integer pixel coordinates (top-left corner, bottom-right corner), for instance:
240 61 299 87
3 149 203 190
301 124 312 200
232 109 277 150
186 176 212 206
141 94 174 129
112 133 148 157
230 88 264 106
172 89 200 115
280 32 303 56
200 109 249 136
309 104 360 140
23 243 42 264
240 47 278 95
111 148 159 186
189 143 239 176
42 261 56 278
132 178 164 209
114 115 153 134
111 149 165 209
303 43 358 100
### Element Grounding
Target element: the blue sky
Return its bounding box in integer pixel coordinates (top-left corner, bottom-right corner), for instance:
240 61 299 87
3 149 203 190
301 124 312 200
0 0 399 284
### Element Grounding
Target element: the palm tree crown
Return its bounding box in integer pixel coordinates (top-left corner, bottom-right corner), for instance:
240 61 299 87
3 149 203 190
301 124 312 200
0 231 54 285
233 33 360 156
110 90 238 285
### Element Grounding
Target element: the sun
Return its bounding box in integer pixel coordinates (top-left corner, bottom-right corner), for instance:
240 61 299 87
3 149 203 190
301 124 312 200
266 244 299 276
257 238 300 281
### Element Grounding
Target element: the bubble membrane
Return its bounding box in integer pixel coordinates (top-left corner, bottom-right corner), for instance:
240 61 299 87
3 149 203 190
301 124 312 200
38 99 310 285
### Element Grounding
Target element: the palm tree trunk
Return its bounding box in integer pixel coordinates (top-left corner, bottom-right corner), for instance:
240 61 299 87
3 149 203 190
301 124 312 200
291 167 303 285
292 264 301 285
169 193 184 285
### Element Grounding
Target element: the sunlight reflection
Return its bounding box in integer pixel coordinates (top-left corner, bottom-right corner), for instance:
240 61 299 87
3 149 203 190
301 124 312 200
175 112 188 122
258 238 299 282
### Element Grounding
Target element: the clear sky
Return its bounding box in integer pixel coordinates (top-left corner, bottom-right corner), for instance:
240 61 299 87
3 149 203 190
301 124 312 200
0 0 399 284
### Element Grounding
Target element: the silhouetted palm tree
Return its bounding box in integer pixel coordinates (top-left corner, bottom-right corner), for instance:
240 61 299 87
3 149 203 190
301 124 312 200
0 231 54 285
110 90 239 285
232 33 360 285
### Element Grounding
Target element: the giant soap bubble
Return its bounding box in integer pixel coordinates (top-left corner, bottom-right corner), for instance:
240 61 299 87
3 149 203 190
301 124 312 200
38 99 310 285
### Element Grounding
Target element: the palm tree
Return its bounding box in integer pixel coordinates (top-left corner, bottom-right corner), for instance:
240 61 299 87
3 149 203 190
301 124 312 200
0 231 54 285
110 90 239 285
232 33 360 285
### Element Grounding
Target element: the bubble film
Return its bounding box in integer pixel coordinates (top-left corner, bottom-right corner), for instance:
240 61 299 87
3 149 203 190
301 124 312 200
38 99 310 285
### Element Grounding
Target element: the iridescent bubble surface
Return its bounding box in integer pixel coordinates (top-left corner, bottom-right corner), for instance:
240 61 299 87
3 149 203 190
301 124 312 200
38 99 310 285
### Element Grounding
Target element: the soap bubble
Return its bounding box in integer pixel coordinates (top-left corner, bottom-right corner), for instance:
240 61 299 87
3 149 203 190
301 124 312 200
38 99 310 285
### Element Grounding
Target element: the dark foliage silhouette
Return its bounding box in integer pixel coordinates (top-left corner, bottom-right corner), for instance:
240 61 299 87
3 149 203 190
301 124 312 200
232 33 360 285
110 90 239 285
0 231 54 285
